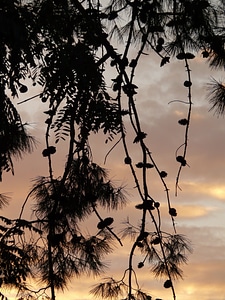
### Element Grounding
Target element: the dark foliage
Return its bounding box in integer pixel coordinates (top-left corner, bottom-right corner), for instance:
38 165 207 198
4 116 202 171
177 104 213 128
0 0 224 299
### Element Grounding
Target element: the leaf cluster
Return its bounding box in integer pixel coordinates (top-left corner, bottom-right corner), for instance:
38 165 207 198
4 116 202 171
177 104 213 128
0 216 39 289
0 94 35 180
28 159 126 289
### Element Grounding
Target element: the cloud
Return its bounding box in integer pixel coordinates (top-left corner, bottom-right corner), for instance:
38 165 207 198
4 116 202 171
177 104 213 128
173 204 210 218
182 181 225 201
1 44 225 300
57 224 225 300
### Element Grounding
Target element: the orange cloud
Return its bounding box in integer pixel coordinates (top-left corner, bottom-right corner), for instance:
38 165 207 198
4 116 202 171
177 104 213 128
174 205 210 218
182 181 225 201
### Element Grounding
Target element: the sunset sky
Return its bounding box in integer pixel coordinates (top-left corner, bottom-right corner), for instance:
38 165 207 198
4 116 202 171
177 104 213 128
1 48 225 300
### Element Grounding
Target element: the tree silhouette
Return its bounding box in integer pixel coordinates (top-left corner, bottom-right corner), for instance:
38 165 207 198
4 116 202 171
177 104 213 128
0 0 224 299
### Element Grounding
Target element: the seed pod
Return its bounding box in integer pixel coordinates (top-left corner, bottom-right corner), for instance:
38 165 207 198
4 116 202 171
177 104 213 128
176 156 187 166
156 44 163 52
154 201 160 208
103 217 114 227
184 80 192 87
124 157 132 164
136 162 144 168
41 97 47 103
178 118 189 125
185 52 195 59
160 171 167 178
169 207 177 217
138 262 144 268
164 279 172 288
176 53 186 60
42 149 50 157
19 84 28 93
135 203 144 210
97 217 114 229
48 146 56 154
157 37 164 45
97 220 105 229
176 155 183 163
146 163 154 169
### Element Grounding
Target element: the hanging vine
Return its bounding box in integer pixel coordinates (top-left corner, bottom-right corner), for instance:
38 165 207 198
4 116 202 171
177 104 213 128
0 0 224 300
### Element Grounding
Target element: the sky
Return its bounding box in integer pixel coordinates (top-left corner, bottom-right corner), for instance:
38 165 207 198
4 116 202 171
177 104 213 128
1 47 225 300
